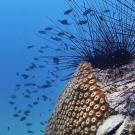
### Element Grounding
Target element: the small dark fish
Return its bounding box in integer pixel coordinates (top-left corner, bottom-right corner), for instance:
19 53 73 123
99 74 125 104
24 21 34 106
69 35 75 39
40 122 44 125
27 45 34 49
28 104 33 108
38 30 46 34
42 95 47 101
33 101 39 105
38 50 44 53
9 101 14 105
70 47 76 50
27 130 34 134
83 8 93 16
44 27 53 31
7 126 10 131
25 123 32 126
40 130 44 133
13 114 19 117
33 57 39 61
50 71 59 78
57 32 65 36
39 81 52 88
53 57 59 64
58 19 70 25
51 36 62 41
20 116 26 121
38 65 45 68
24 95 31 98
24 83 36 87
99 16 104 21
16 84 21 87
40 46 48 49
78 20 88 25
21 74 29 79
64 9 72 15
24 110 31 115
16 72 20 76
103 9 110 13
29 62 37 70
14 106 18 110
26 90 31 94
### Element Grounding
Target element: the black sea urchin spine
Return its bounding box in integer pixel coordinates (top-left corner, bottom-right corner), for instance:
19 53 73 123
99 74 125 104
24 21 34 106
38 0 135 74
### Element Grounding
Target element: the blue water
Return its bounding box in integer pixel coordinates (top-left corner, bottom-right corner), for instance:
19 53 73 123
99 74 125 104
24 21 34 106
0 0 67 135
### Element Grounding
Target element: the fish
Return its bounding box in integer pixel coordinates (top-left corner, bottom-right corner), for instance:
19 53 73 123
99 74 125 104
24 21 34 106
21 74 29 79
27 130 34 134
38 30 46 34
64 9 72 15
13 114 19 117
58 19 70 25
33 101 39 105
24 110 31 115
20 116 26 121
42 95 47 101
7 126 10 131
83 8 93 16
28 104 33 108
44 27 53 31
78 20 88 25
9 101 15 105
24 83 36 87
27 45 34 49
24 95 31 98
25 123 32 126
51 36 62 41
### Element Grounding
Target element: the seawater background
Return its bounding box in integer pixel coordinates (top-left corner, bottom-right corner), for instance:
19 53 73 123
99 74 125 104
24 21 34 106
0 0 68 135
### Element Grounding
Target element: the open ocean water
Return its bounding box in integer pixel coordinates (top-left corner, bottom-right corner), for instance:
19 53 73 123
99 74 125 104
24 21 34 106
0 0 67 135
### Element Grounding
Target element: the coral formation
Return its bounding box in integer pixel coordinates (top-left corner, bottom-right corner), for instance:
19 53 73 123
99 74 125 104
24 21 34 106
45 61 135 135
45 62 112 135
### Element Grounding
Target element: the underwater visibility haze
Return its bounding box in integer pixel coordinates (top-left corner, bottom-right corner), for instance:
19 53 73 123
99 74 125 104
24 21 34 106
1 0 135 135
0 0 66 135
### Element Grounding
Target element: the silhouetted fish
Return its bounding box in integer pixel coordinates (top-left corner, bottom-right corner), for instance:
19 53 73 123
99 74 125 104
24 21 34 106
27 130 34 134
24 83 36 87
64 9 72 15
38 30 46 34
78 20 88 25
25 123 32 126
7 126 10 131
20 116 26 121
51 36 62 41
13 114 19 117
9 101 15 105
44 27 53 31
27 45 34 49
58 19 70 25
33 101 39 105
21 74 29 79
